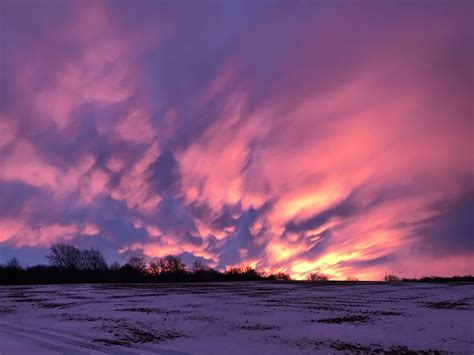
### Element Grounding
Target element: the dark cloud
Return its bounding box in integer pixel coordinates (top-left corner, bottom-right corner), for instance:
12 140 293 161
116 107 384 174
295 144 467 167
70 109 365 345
0 181 44 218
146 148 180 194
335 254 397 270
148 196 197 237
412 195 474 256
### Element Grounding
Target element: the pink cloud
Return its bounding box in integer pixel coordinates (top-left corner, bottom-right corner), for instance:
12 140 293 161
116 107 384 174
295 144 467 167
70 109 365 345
0 218 80 248
0 1 471 279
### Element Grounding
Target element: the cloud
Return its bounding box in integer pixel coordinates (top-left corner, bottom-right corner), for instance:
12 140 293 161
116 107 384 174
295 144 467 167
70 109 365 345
411 194 474 256
0 1 472 279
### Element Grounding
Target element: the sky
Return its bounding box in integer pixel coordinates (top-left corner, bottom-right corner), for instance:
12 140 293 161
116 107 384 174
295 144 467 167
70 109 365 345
0 0 472 280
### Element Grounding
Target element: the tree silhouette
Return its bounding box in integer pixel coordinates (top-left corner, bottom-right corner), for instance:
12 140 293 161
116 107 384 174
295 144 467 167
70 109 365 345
192 260 208 272
109 262 121 271
1 245 473 285
80 248 108 271
159 255 186 274
47 243 82 271
126 256 147 273
5 257 22 271
149 261 161 277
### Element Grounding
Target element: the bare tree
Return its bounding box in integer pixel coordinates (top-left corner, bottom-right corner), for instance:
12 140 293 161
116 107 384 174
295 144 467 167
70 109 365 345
5 257 22 270
109 262 121 271
127 256 147 273
192 260 208 272
80 249 108 271
47 243 82 271
159 255 186 274
149 261 161 277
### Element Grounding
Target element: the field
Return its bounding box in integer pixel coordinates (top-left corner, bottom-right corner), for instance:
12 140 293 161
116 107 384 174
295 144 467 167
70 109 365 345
0 282 472 354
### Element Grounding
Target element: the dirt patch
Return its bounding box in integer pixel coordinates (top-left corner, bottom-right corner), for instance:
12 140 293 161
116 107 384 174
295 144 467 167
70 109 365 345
96 324 185 346
315 315 371 324
0 305 15 315
187 315 219 322
237 324 280 331
424 301 471 310
38 302 78 309
117 307 181 314
314 340 442 354
9 298 45 303
57 313 102 322
65 295 93 300
368 310 403 316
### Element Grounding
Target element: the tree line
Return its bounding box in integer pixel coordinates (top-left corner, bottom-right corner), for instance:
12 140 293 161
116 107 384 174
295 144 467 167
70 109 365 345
0 243 291 285
1 243 471 285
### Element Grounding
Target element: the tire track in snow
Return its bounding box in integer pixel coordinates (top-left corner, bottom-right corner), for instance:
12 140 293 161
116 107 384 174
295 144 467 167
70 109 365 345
0 322 189 355
0 327 89 355
0 322 137 354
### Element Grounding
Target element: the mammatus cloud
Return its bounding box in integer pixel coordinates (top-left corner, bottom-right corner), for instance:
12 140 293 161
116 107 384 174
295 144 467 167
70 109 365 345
0 1 472 279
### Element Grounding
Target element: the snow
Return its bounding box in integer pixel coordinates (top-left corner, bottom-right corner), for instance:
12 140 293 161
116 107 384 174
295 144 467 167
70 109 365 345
0 282 472 354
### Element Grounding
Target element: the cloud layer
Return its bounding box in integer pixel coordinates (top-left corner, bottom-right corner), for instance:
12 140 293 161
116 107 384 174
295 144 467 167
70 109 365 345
0 1 472 279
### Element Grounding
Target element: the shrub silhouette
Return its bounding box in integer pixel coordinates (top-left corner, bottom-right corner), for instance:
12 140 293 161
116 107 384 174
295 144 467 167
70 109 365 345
384 274 401 282
309 272 329 281
267 272 292 281
224 266 261 281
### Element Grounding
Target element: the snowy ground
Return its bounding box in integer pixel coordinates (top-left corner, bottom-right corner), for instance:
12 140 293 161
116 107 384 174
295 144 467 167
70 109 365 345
0 282 472 354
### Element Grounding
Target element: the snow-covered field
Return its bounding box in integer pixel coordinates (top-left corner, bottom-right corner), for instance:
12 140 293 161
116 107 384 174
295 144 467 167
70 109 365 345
0 282 472 354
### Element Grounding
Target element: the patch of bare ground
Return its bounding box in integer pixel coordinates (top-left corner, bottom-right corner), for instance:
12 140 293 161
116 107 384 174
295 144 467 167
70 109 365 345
9 298 45 303
95 319 186 346
0 305 15 315
266 335 444 354
38 302 80 309
117 307 182 314
56 313 103 322
261 298 347 312
306 310 403 324
64 295 93 300
314 340 444 354
186 315 219 322
424 300 471 310
236 323 280 331
314 315 371 324
367 310 403 316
